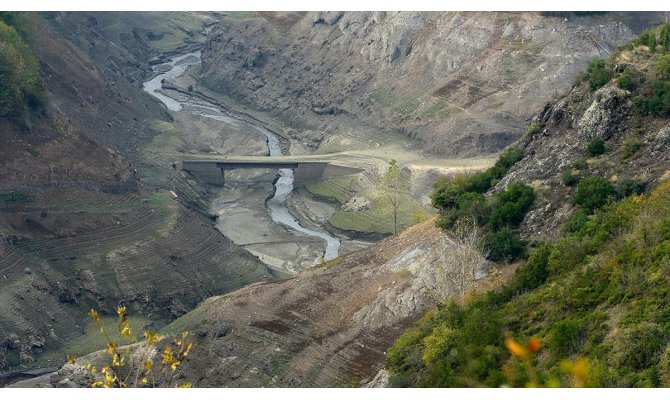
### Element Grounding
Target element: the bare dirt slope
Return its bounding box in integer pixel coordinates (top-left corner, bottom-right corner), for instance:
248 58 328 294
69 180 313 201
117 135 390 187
201 12 658 156
33 218 488 388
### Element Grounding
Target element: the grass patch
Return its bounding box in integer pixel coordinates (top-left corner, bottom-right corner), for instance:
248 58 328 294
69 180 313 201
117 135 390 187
226 11 258 20
305 176 358 204
329 195 426 235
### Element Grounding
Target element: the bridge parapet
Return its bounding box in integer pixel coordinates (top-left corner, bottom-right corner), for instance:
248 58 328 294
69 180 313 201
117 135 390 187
180 158 363 187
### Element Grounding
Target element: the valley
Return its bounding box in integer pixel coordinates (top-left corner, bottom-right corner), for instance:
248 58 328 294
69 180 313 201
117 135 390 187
2 10 670 389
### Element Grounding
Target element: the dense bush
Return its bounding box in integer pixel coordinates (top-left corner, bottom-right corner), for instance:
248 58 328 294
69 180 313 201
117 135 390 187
549 321 583 357
0 191 32 204
561 169 580 186
611 323 664 371
574 176 615 213
563 209 589 233
587 138 606 156
0 17 40 118
489 183 535 230
648 80 670 117
586 59 612 91
617 66 641 91
484 228 527 262
388 182 670 388
510 243 551 292
614 177 644 199
658 54 670 80
432 150 533 262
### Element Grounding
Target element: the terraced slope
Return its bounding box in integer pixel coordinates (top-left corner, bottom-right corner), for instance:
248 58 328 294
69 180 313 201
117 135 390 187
0 15 274 376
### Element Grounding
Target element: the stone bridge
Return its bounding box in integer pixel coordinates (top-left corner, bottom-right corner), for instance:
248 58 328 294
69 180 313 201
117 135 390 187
179 156 364 187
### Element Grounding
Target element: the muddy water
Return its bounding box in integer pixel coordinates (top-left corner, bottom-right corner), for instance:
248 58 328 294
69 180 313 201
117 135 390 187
142 51 340 262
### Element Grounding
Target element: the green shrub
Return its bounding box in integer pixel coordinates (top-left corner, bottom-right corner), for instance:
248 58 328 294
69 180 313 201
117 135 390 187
572 159 588 171
495 148 523 170
547 236 591 275
659 344 670 386
561 169 580 186
0 191 32 204
511 243 551 292
658 55 670 80
574 176 616 213
524 118 541 136
586 59 613 91
549 321 583 357
621 140 643 160
463 169 499 194
611 323 664 371
489 183 535 230
431 177 466 211
484 228 527 262
587 138 606 156
456 192 489 225
563 209 589 234
618 67 640 91
661 24 670 52
646 80 670 117
614 177 644 199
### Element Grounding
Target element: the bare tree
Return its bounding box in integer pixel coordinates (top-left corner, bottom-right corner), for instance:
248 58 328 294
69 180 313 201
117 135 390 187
430 217 489 302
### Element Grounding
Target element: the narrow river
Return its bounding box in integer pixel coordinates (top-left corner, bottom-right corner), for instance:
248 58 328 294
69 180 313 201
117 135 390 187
142 51 340 262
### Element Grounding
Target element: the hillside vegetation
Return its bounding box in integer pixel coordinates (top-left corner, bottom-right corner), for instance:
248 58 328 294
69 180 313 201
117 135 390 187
0 12 40 120
387 22 670 388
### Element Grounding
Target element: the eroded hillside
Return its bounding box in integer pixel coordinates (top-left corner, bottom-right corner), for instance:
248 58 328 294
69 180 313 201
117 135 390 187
200 11 655 156
0 13 275 379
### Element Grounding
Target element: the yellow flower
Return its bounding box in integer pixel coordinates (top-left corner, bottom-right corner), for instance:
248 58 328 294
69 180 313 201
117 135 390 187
67 355 76 364
116 305 127 316
106 341 117 355
176 381 192 388
144 331 164 345
112 353 124 367
88 309 100 322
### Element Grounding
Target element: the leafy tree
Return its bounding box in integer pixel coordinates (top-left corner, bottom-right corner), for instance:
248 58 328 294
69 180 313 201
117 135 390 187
574 176 615 213
587 138 606 156
377 159 410 235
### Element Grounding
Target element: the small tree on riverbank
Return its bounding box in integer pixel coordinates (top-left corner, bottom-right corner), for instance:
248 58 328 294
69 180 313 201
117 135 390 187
376 159 410 235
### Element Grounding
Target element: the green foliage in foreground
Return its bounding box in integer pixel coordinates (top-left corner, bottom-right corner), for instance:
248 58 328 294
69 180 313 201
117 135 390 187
0 13 41 119
387 181 670 387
